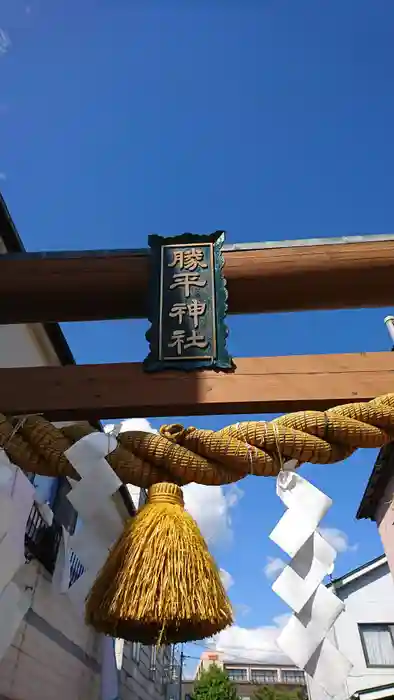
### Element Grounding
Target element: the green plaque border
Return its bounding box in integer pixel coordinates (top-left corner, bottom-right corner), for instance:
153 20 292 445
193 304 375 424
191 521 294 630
143 230 233 372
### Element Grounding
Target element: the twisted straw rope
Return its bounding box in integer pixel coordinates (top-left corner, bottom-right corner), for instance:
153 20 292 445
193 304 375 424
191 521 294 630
1 393 394 487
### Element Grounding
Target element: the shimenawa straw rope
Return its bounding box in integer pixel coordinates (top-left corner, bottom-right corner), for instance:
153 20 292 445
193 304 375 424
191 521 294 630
0 392 392 644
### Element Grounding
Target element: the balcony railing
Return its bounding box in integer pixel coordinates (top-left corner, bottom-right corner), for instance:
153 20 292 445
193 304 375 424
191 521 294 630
69 549 85 586
281 675 306 686
25 502 84 587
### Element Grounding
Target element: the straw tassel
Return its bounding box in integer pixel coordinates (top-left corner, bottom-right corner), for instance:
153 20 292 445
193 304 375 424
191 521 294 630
85 482 233 644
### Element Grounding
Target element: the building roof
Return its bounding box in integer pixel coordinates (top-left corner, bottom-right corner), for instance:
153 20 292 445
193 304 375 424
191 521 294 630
327 554 387 590
0 191 135 516
352 680 394 700
197 648 297 669
356 443 394 521
0 192 75 366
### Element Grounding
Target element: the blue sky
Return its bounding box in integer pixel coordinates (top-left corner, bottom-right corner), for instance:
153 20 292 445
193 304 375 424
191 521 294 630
1 0 394 673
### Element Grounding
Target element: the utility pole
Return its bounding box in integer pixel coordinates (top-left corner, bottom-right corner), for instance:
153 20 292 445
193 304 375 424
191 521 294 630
178 647 184 700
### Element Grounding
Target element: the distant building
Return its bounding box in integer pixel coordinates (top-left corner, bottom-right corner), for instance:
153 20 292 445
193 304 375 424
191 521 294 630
308 555 394 700
120 641 180 700
182 650 306 700
357 444 394 579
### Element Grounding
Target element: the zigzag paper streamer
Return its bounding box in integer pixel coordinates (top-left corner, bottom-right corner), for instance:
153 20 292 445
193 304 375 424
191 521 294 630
0 450 35 593
61 423 154 612
62 432 125 613
0 450 35 660
269 466 352 697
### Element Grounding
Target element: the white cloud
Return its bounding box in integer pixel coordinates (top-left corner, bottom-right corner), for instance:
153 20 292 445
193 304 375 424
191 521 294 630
0 29 11 55
263 556 286 580
273 613 291 628
0 172 6 181
104 419 243 547
235 603 251 618
220 568 234 591
119 418 158 434
319 527 358 553
104 417 158 436
183 483 243 547
209 621 292 664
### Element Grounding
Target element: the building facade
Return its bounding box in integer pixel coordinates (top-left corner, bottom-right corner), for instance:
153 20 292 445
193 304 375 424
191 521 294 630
182 650 306 700
120 641 180 700
308 555 394 700
357 443 394 579
0 194 102 699
0 193 179 700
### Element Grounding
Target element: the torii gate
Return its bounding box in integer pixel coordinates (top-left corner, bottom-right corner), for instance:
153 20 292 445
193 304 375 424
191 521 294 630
1 232 394 419
1 225 394 697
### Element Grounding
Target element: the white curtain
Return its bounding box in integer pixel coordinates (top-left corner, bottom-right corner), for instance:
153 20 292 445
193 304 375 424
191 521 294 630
362 626 394 666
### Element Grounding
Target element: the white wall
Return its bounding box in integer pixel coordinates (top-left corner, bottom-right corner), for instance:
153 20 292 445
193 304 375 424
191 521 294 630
0 322 64 513
0 240 101 699
0 323 62 368
0 560 100 700
308 561 394 700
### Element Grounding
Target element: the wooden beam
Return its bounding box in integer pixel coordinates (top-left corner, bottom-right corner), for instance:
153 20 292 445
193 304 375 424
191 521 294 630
0 352 393 421
2 238 394 323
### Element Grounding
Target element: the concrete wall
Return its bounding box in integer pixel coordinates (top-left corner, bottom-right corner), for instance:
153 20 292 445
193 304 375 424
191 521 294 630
308 562 394 700
376 476 394 578
0 561 100 700
0 301 102 699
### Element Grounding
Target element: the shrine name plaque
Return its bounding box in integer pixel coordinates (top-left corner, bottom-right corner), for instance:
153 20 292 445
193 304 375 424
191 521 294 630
144 231 233 372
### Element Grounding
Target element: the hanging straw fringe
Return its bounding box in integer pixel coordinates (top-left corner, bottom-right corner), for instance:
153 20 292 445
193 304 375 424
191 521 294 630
85 482 232 644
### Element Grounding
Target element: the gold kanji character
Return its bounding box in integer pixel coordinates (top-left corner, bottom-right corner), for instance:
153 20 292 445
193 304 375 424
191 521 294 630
169 303 187 324
169 299 206 327
187 299 206 328
168 247 208 272
168 329 185 356
184 330 208 350
169 273 207 298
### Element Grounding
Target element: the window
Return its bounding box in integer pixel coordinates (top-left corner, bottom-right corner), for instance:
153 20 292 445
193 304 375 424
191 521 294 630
227 668 247 681
51 477 78 534
32 475 58 508
359 624 394 667
251 669 278 684
282 670 305 684
139 489 148 507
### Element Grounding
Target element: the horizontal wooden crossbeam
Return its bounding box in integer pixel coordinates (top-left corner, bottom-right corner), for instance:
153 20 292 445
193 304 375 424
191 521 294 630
0 352 393 421
2 237 394 323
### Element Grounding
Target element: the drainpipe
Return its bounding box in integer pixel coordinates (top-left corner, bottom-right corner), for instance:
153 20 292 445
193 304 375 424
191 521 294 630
100 635 120 700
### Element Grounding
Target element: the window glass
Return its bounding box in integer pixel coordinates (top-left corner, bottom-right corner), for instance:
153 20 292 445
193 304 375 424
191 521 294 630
359 624 394 666
251 669 277 683
227 668 247 681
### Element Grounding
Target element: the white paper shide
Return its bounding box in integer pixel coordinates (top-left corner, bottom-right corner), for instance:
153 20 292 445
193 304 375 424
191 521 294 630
269 464 352 697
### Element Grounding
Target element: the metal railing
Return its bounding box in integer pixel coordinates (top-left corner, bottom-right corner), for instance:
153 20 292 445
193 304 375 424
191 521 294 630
25 502 84 587
281 674 306 686
69 549 85 586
